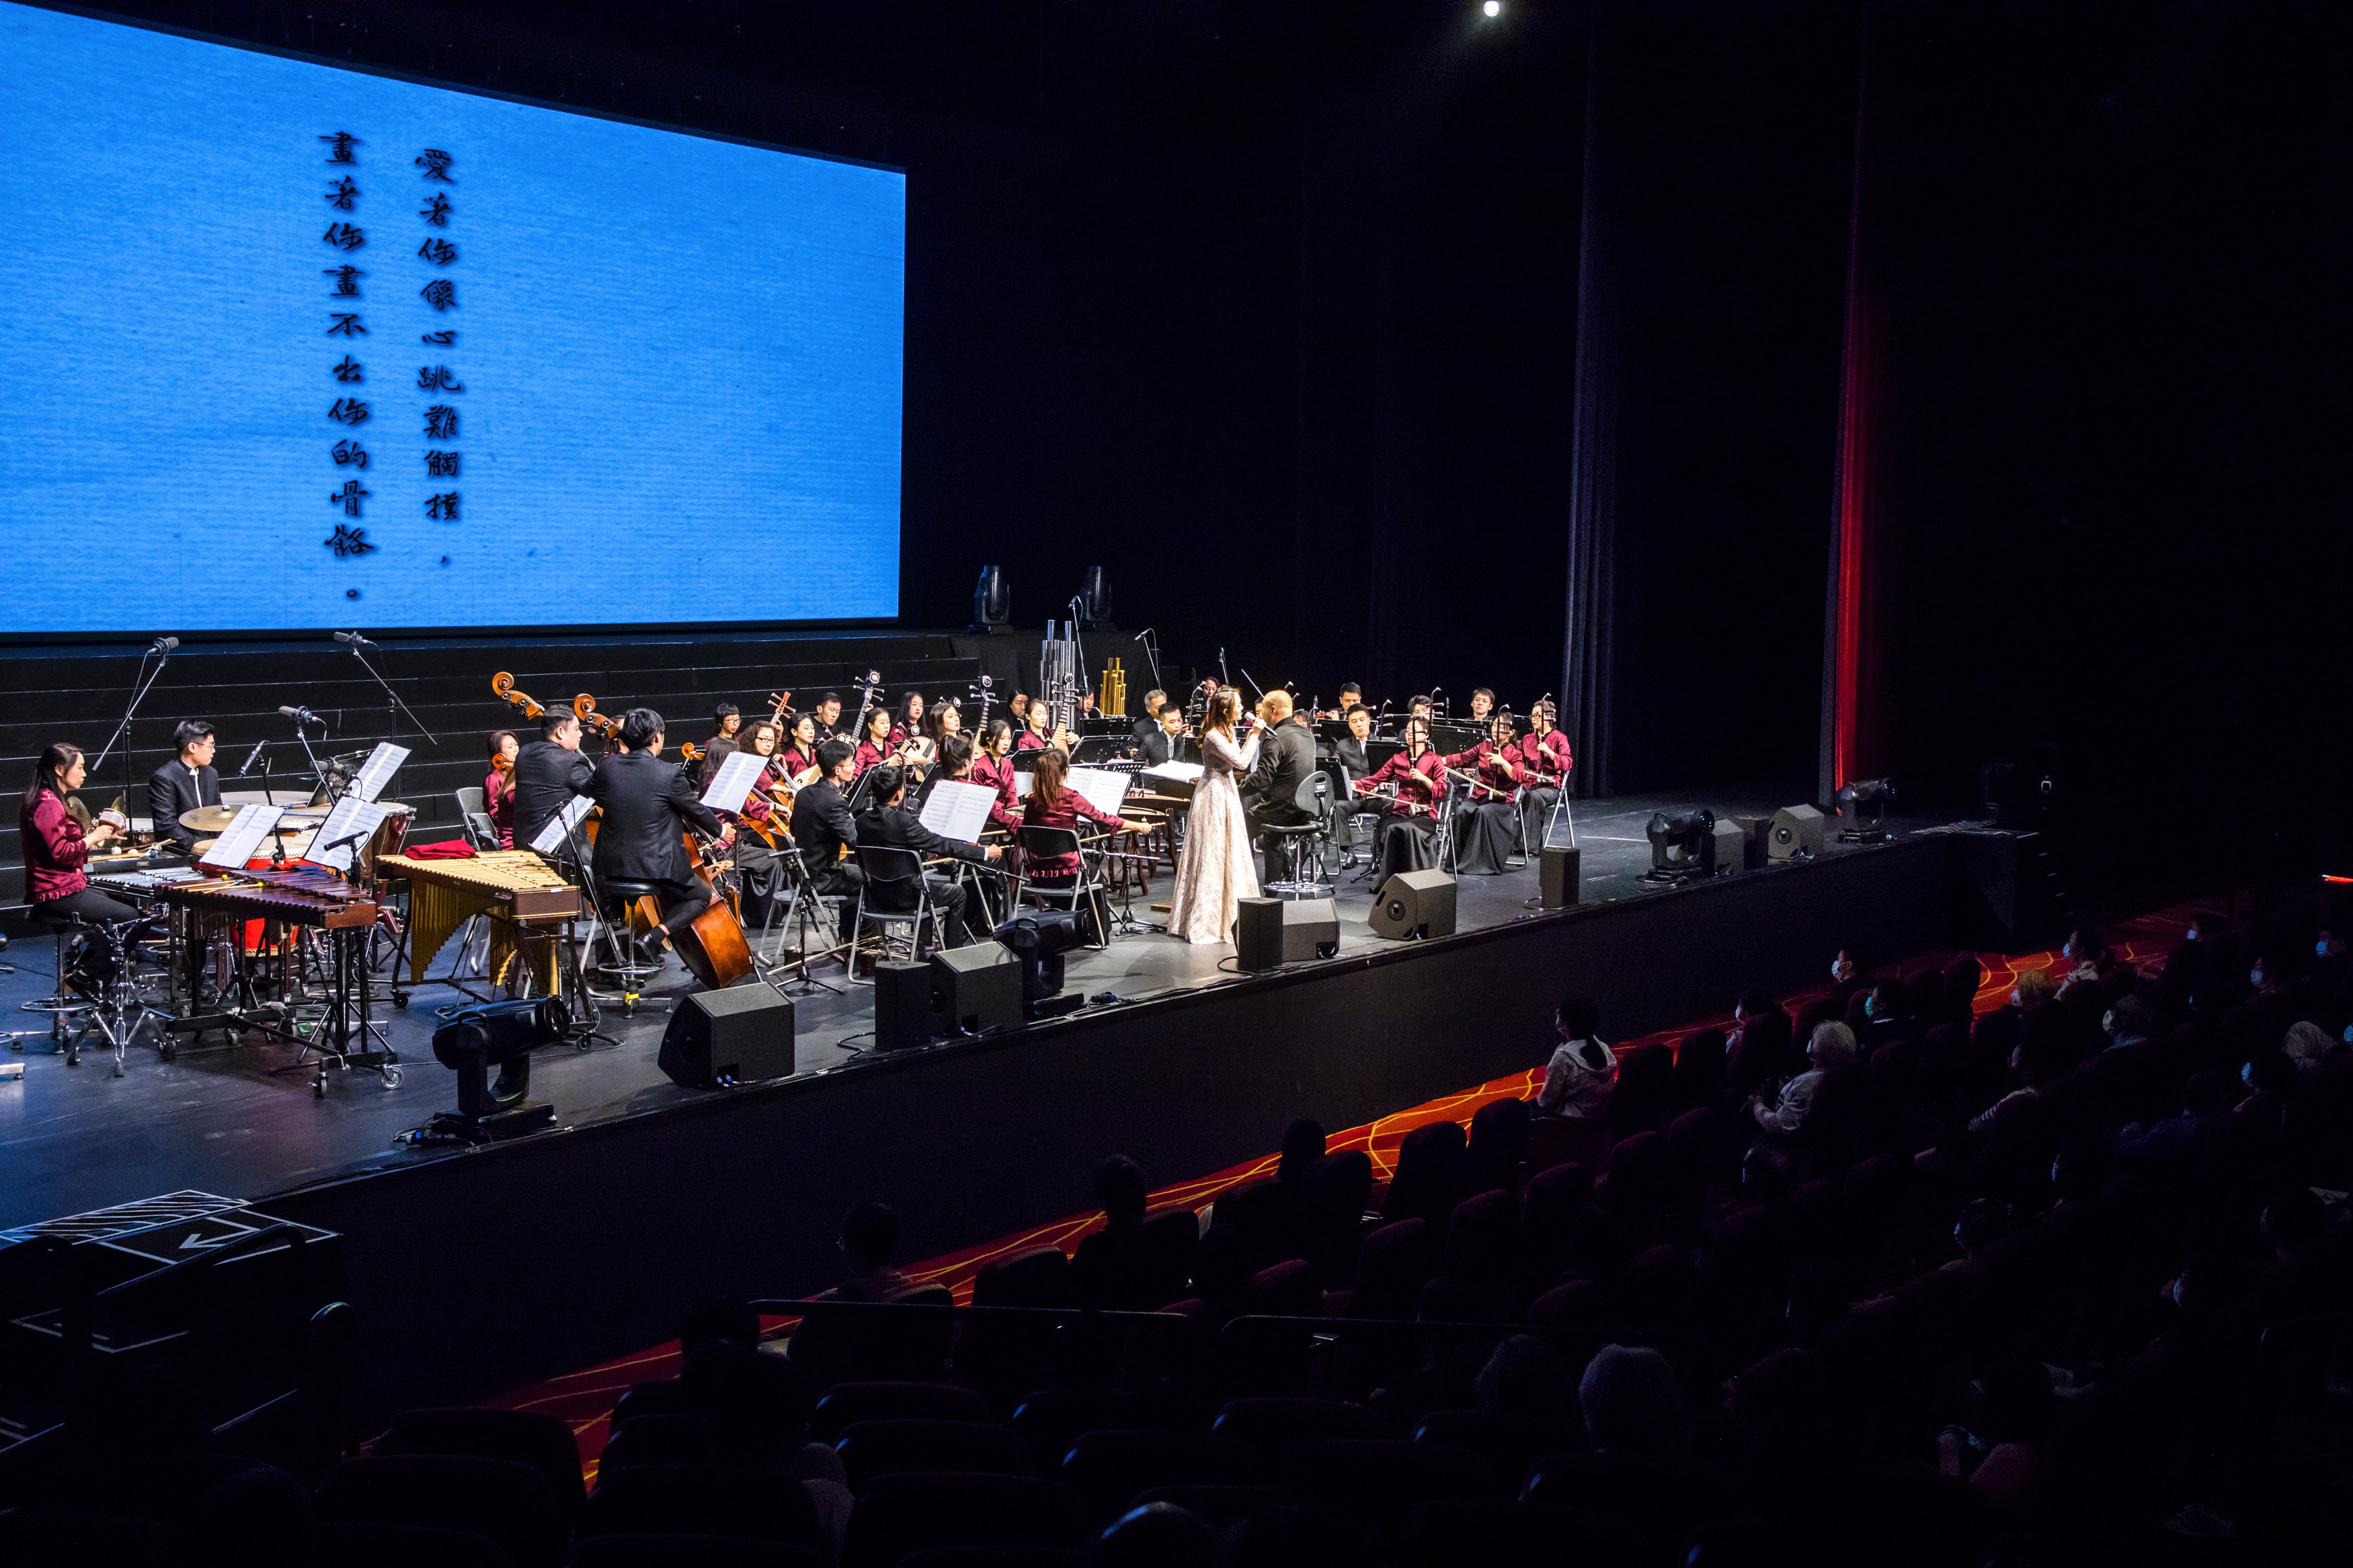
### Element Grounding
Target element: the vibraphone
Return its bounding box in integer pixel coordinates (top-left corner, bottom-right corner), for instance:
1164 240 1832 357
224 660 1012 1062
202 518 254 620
376 851 582 999
157 867 394 1093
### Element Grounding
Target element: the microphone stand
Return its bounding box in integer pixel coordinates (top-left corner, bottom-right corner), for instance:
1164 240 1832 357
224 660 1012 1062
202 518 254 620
342 636 440 745
1132 629 1164 694
93 641 176 835
290 712 340 804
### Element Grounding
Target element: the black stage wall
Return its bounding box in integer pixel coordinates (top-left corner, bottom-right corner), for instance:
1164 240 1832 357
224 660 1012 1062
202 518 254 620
264 832 1949 1423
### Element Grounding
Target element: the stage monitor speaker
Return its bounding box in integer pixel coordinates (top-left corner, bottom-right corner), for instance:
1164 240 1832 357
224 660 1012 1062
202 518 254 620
1710 818 1744 876
873 960 935 1051
1369 870 1457 941
1281 898 1341 962
1236 897 1285 971
659 984 795 1088
1540 845 1581 909
1768 804 1826 863
931 940 1022 1034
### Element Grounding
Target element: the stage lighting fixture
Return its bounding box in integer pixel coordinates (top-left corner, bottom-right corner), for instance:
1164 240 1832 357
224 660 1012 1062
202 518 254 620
1644 809 1718 883
1834 778 1896 844
973 564 1011 632
993 910 1087 1018
1483 0 1502 15
1078 565 1114 632
428 996 566 1143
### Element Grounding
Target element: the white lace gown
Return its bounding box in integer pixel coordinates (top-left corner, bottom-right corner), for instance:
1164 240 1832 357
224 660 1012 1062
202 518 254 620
1167 727 1263 944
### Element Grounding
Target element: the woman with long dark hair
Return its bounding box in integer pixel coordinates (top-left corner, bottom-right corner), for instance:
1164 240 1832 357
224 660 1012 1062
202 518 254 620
779 710 822 783
484 729 519 848
20 743 140 925
1167 688 1262 944
1021 749 1129 886
969 719 1023 833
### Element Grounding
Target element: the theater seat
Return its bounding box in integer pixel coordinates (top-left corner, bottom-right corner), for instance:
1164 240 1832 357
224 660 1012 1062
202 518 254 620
1278 1439 1500 1532
0 1510 168 1568
1007 1387 1142 1470
373 1406 590 1522
1211 1397 1386 1469
810 1382 995 1444
317 1520 518 1568
577 1465 826 1553
596 1414 718 1471
316 1454 565 1568
565 1537 832 1568
1520 1450 1742 1553
1059 1429 1259 1522
1400 1499 1645 1568
840 1473 1087 1568
836 1418 1036 1490
1130 1485 1281 1530
895 1551 1086 1568
1410 1409 1582 1489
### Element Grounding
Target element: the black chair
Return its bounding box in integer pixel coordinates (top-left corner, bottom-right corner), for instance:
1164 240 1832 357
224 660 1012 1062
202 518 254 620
315 1454 566 1568
1058 1430 1259 1524
372 1406 589 1523
1277 1440 1501 1534
577 1465 826 1553
1211 1398 1386 1470
895 1551 1084 1568
1006 1389 1143 1473
1129 1485 1281 1532
1400 1500 1645 1568
317 1520 518 1568
1409 1410 1581 1493
566 1537 832 1568
835 1418 1036 1491
840 1473 1088 1568
809 1382 996 1445
1263 771 1335 897
1010 827 1108 950
851 844 943 969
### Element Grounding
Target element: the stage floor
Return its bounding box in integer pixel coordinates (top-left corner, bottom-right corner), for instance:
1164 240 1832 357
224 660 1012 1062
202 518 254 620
0 789 1936 1233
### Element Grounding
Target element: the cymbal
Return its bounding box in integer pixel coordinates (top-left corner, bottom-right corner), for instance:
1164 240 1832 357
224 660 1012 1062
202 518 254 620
178 805 241 832
191 837 218 856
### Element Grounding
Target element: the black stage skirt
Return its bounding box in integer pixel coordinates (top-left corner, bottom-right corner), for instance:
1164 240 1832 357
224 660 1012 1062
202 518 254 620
1372 813 1439 882
1450 798 1519 875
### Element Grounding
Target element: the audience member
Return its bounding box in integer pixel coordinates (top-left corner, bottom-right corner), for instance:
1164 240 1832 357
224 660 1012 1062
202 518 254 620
1536 995 1614 1118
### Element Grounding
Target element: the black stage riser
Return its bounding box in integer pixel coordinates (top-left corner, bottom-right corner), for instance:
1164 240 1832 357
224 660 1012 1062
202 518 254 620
0 630 1053 914
260 833 1948 1426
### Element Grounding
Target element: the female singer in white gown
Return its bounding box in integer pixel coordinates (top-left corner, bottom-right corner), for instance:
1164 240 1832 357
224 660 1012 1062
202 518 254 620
1168 689 1263 944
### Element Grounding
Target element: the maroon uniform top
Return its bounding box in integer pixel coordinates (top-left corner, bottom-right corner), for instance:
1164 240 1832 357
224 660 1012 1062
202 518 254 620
21 790 92 905
1354 747 1449 817
1443 742 1524 804
779 744 816 779
967 753 1024 832
483 766 516 848
1516 728 1572 787
1013 727 1049 752
852 740 893 776
1021 786 1124 880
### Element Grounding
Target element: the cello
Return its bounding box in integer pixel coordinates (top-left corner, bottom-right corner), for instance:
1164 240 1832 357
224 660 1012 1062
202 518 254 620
672 816 754 991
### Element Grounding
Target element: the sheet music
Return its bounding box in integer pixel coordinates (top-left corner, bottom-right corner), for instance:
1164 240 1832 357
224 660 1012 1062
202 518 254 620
700 750 768 815
530 794 595 855
200 804 286 871
1012 770 1033 798
350 741 411 804
1064 767 1132 819
1141 761 1205 785
306 796 390 873
918 779 996 844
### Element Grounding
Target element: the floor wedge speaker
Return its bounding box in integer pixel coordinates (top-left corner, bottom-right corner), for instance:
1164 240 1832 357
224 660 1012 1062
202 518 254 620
1236 897 1285 971
1282 898 1341 962
659 984 795 1088
873 960 934 1050
1369 869 1457 941
931 940 1022 1035
1768 805 1826 862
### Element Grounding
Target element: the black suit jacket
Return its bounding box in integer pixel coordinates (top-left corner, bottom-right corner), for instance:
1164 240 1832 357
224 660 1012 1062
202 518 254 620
1334 737 1373 781
1139 730 1197 769
512 739 594 854
586 750 721 886
147 760 220 848
855 802 990 868
1244 716 1318 825
789 780 859 879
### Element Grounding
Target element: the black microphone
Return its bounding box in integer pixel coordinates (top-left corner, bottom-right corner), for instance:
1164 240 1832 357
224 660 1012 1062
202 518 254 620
277 705 321 727
239 739 267 776
333 630 376 649
151 635 180 653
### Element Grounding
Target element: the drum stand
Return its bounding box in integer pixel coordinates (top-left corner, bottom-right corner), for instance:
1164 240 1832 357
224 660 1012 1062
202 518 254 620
269 925 400 1096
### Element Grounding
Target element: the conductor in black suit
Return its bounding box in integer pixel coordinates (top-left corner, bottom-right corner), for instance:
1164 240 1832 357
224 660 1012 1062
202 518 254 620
147 720 221 851
584 707 729 962
512 708 594 857
853 764 1003 949
789 739 865 897
1241 690 1318 882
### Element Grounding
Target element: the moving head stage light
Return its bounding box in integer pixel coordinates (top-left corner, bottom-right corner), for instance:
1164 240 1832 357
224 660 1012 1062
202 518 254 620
1835 778 1897 843
428 996 567 1143
1644 809 1720 884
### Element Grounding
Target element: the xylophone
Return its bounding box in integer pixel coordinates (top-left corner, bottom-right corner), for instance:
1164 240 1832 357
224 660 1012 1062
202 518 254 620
376 851 580 994
158 866 378 929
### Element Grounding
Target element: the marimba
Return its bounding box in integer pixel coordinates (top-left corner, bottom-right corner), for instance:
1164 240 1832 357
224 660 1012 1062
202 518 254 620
377 851 581 997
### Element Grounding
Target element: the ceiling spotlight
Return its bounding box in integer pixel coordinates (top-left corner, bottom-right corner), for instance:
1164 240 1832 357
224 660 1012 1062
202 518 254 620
1482 1 1502 15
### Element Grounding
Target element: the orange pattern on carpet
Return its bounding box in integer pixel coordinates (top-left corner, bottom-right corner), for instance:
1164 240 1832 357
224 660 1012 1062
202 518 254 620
484 899 2200 1477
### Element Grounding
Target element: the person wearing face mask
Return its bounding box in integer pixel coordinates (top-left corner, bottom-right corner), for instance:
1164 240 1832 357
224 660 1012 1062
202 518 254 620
2102 994 2159 1052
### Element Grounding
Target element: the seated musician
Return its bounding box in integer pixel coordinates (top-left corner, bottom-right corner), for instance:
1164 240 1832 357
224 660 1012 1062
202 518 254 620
147 718 220 852
1467 688 1497 723
852 706 905 777
583 707 731 966
1318 682 1365 723
923 699 963 753
941 733 1022 834
22 743 142 926
970 719 1022 819
485 730 518 848
513 708 593 857
1351 716 1449 881
888 692 925 748
723 718 796 926
1443 712 1525 876
707 702 742 761
1138 703 1191 769
788 739 865 899
1020 749 1128 891
779 711 822 784
1133 689 1168 744
1334 704 1375 780
1516 698 1572 850
852 763 1004 950
1014 700 1052 752
1241 691 1318 883
811 691 846 743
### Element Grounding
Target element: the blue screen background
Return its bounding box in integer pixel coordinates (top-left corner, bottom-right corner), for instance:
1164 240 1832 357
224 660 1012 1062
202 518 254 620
0 3 904 633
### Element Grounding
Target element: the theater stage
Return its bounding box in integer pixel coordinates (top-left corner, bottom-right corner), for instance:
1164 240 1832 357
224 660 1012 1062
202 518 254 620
0 795 2011 1419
